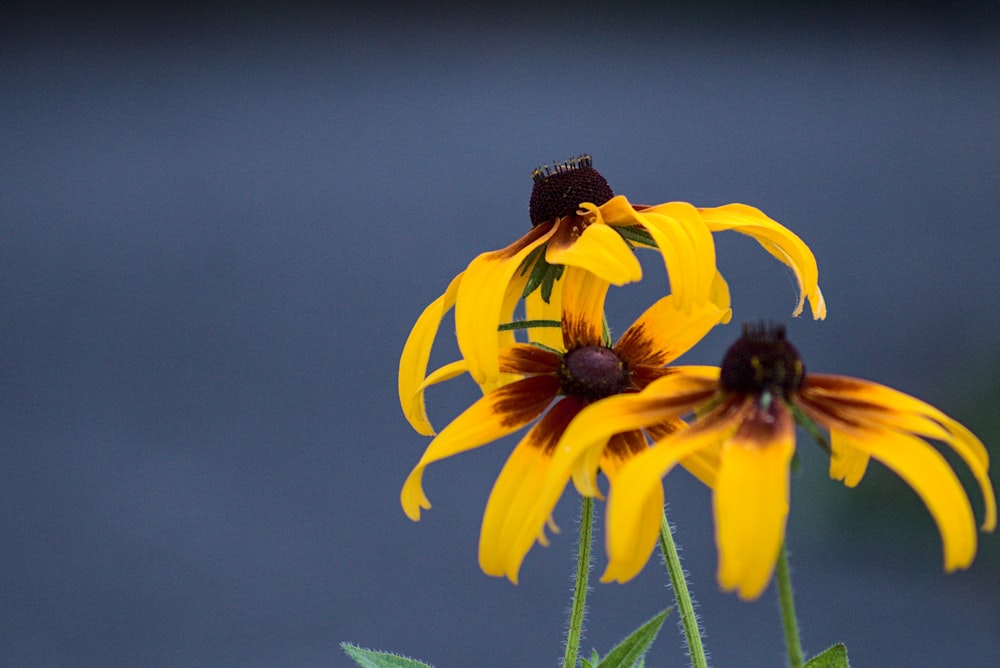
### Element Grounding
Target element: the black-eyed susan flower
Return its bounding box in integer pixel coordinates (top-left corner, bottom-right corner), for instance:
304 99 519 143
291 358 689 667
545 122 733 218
399 156 826 436
400 269 731 582
553 323 996 600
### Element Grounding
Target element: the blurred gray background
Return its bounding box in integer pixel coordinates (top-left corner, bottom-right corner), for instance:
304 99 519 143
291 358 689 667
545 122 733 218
3 3 998 666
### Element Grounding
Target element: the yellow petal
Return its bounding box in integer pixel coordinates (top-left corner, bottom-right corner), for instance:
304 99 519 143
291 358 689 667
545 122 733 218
456 227 556 389
478 431 556 581
855 428 979 571
479 397 581 583
545 212 642 286
636 209 714 314
417 360 469 394
614 293 730 368
498 343 563 375
601 484 666 584
649 420 722 489
698 203 826 320
524 272 565 350
600 196 720 312
647 201 717 303
484 270 534 392
600 443 665 584
810 375 988 466
709 270 734 322
398 272 464 435
803 375 995 531
828 430 871 488
602 410 735 583
400 376 559 521
561 266 611 349
714 404 795 600
593 195 648 227
555 369 719 498
680 445 722 489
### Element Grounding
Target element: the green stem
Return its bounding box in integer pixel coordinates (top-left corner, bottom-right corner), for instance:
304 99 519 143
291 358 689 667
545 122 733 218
776 542 804 668
789 404 832 456
563 495 593 668
658 511 708 668
497 319 562 332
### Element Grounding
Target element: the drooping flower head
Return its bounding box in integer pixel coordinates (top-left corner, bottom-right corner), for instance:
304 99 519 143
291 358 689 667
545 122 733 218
400 270 730 582
553 323 996 600
399 156 826 436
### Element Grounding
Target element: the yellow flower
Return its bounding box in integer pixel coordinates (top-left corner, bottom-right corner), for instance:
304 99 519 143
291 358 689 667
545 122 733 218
399 156 826 436
555 323 996 600
400 269 730 583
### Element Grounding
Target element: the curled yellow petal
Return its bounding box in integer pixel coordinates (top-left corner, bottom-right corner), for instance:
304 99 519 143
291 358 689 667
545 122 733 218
400 375 559 521
479 397 580 583
398 272 464 435
602 411 734 583
600 446 665 584
545 211 642 286
479 432 556 581
553 369 718 500
456 227 555 389
856 428 979 571
803 375 996 532
648 418 721 489
636 209 714 314
828 430 871 487
709 269 733 318
699 203 826 320
417 360 469 394
594 195 647 227
646 201 716 304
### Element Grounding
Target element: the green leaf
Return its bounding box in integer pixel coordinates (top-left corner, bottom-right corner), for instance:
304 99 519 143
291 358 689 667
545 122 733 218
581 649 601 668
804 643 850 668
520 247 564 304
538 262 564 303
518 243 546 277
340 642 434 668
614 225 657 248
520 245 551 299
597 609 670 668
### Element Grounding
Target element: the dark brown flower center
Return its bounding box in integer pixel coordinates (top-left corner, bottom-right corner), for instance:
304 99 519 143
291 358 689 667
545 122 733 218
719 323 804 397
559 345 632 402
529 155 614 227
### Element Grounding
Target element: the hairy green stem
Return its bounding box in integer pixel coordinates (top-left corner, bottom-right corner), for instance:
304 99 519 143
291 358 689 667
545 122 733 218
659 511 708 668
563 495 593 668
776 543 804 668
497 319 561 332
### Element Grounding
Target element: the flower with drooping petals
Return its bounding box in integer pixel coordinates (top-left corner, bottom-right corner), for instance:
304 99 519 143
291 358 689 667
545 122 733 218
554 323 995 600
400 269 730 582
399 155 826 436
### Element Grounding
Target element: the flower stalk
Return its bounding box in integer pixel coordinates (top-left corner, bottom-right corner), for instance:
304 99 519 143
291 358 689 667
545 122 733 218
658 511 708 668
563 495 594 668
776 542 804 668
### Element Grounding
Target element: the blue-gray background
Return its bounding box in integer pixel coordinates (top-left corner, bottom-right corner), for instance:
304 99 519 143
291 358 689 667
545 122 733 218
3 3 998 666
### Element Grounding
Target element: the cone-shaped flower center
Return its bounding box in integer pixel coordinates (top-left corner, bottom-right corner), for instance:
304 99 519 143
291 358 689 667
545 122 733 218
559 345 632 402
720 323 805 397
529 154 614 226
